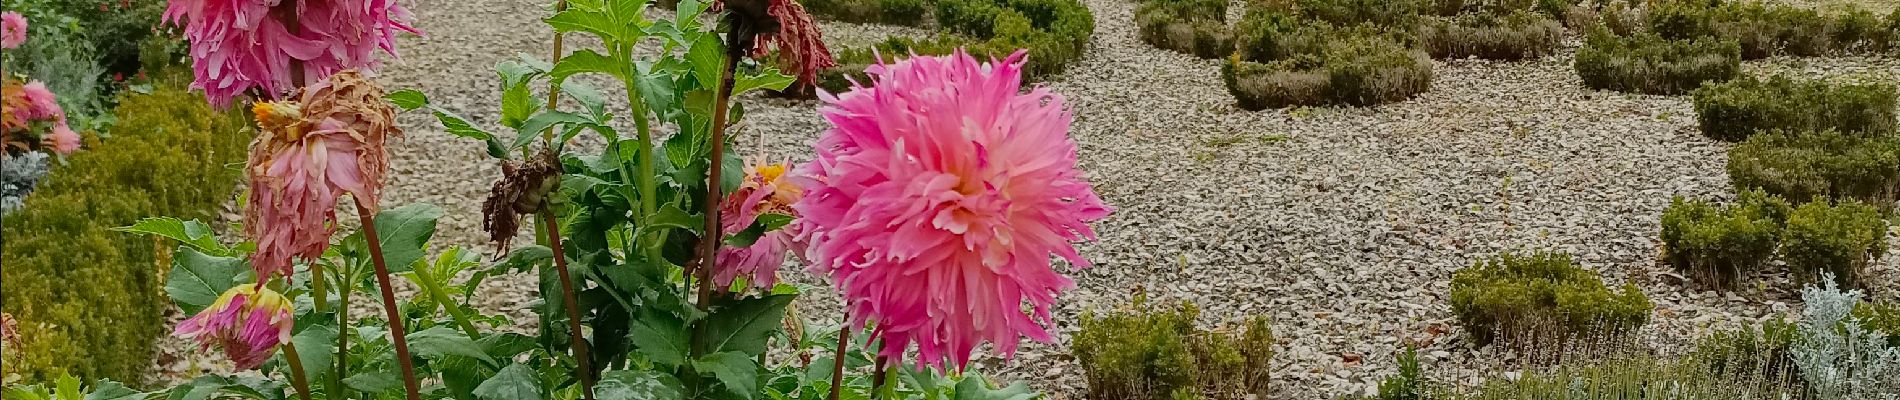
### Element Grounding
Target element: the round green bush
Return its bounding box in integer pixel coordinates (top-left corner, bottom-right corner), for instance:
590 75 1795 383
813 0 1095 93
1074 298 1274 400
1780 199 1889 289
1691 75 1898 142
1224 10 1432 109
1574 30 1740 95
1414 10 1563 60
1646 0 1895 59
1136 0 1234 59
1727 130 1900 207
1658 190 1789 289
1448 252 1654 347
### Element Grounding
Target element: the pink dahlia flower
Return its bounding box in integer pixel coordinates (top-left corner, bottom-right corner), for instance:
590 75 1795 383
18 81 62 122
794 49 1111 371
175 284 295 370
243 70 400 280
163 0 418 107
46 124 80 155
1 12 25 49
713 159 805 290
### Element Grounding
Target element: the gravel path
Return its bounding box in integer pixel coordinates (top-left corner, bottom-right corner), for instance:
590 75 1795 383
151 0 1900 397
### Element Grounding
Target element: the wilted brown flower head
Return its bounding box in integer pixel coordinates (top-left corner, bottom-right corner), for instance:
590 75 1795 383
713 0 835 85
482 150 562 254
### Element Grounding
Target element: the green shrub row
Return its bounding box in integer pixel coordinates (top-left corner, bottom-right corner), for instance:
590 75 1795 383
1659 190 1789 288
0 71 250 383
1691 75 1897 142
1415 10 1564 60
1648 0 1900 59
1448 252 1654 348
1073 298 1274 400
1727 130 1900 207
1574 30 1741 95
1223 36 1434 109
800 0 932 26
1780 199 1889 289
1136 0 1235 59
817 0 1095 92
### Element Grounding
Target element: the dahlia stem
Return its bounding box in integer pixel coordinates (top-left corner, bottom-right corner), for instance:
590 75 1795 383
332 266 350 400
871 355 891 400
699 32 742 309
543 209 597 400
281 342 315 400
310 264 329 312
827 315 851 400
542 0 570 147
355 202 423 400
408 261 480 339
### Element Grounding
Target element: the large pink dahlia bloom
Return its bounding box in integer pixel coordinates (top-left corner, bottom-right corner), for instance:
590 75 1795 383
713 159 805 290
244 70 400 280
163 0 417 107
794 49 1111 371
1 12 26 49
175 285 295 370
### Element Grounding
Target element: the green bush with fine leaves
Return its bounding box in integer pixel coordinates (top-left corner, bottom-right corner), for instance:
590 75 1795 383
1659 190 1790 289
1691 75 1898 142
817 0 1094 92
1074 298 1275 400
1136 0 1235 59
1448 252 1654 347
1726 130 1900 206
1574 30 1741 95
1779 199 1889 289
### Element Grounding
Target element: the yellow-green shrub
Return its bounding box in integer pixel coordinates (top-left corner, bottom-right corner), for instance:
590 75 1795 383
1073 298 1274 400
0 73 249 383
1448 252 1653 347
1779 199 1889 289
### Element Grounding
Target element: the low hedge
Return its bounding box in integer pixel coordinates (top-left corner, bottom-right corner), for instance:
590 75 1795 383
1780 199 1889 289
1074 298 1274 400
1225 11 1432 109
0 72 250 382
1415 10 1564 60
1691 75 1898 142
1291 0 1426 27
801 0 931 26
1648 0 1899 59
1449 252 1654 347
1136 0 1234 59
1574 30 1740 95
1727 130 1900 207
817 0 1094 92
1658 190 1790 289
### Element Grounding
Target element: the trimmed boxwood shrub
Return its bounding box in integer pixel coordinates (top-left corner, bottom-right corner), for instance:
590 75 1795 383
1074 298 1274 400
1692 75 1898 142
817 0 1095 92
0 72 250 383
1574 30 1740 95
1727 130 1900 207
1449 252 1654 347
1415 10 1564 60
1136 0 1234 59
1659 189 1790 289
801 0 932 25
1779 199 1889 289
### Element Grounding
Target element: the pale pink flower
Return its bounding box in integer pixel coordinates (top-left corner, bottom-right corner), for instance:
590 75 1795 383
163 0 417 107
713 159 805 290
174 285 295 370
18 81 62 122
794 49 1111 371
243 71 400 280
45 124 80 154
1 12 25 49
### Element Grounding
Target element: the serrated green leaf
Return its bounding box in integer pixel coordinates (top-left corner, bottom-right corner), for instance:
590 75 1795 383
562 79 609 120
432 108 494 141
686 34 725 88
627 308 690 367
693 294 795 356
693 352 760 400
544 8 634 43
732 70 796 96
514 111 594 150
372 203 444 274
473 363 543 400
953 374 1040 400
408 326 498 365
501 84 540 130
289 325 337 384
642 203 704 236
343 371 403 393
632 61 678 112
113 217 231 256
386 89 428 110
166 247 247 314
551 49 631 83
496 60 544 89
596 370 684 400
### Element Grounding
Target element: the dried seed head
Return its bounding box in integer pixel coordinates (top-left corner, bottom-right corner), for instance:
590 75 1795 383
482 150 562 254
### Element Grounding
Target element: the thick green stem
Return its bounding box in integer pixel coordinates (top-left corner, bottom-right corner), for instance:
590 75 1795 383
356 203 423 400
282 342 315 400
310 264 329 312
409 264 481 338
331 266 351 400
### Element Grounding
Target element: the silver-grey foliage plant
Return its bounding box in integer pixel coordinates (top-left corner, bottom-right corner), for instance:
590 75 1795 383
1791 274 1900 399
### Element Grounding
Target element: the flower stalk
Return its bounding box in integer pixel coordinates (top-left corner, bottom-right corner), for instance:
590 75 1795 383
545 209 597 399
281 342 315 400
827 312 851 400
355 202 423 400
699 28 744 309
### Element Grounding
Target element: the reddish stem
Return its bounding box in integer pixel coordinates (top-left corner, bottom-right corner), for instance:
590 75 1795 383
543 210 597 399
826 311 852 400
355 202 422 400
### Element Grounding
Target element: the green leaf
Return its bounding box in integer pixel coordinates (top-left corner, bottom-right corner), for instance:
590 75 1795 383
596 370 684 400
732 70 796 96
693 294 795 356
494 245 554 274
626 308 690 367
675 0 710 28
501 82 540 130
371 203 444 274
78 380 141 400
408 326 498 365
166 247 247 314
642 203 704 236
432 107 495 141
692 352 760 400
343 371 404 393
289 325 337 384
473 363 544 400
544 8 635 43
113 217 230 256
496 59 546 89
551 49 631 83
562 79 609 120
953 374 1040 400
632 61 678 112
386 89 429 110
514 111 594 150
686 34 725 89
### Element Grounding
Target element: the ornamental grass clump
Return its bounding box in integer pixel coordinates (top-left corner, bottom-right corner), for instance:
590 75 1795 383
1574 30 1740 95
1448 252 1654 348
1779 200 1889 289
1136 0 1235 59
1691 75 1898 142
1414 10 1564 60
1726 130 1900 207
1073 298 1274 400
1658 190 1790 289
